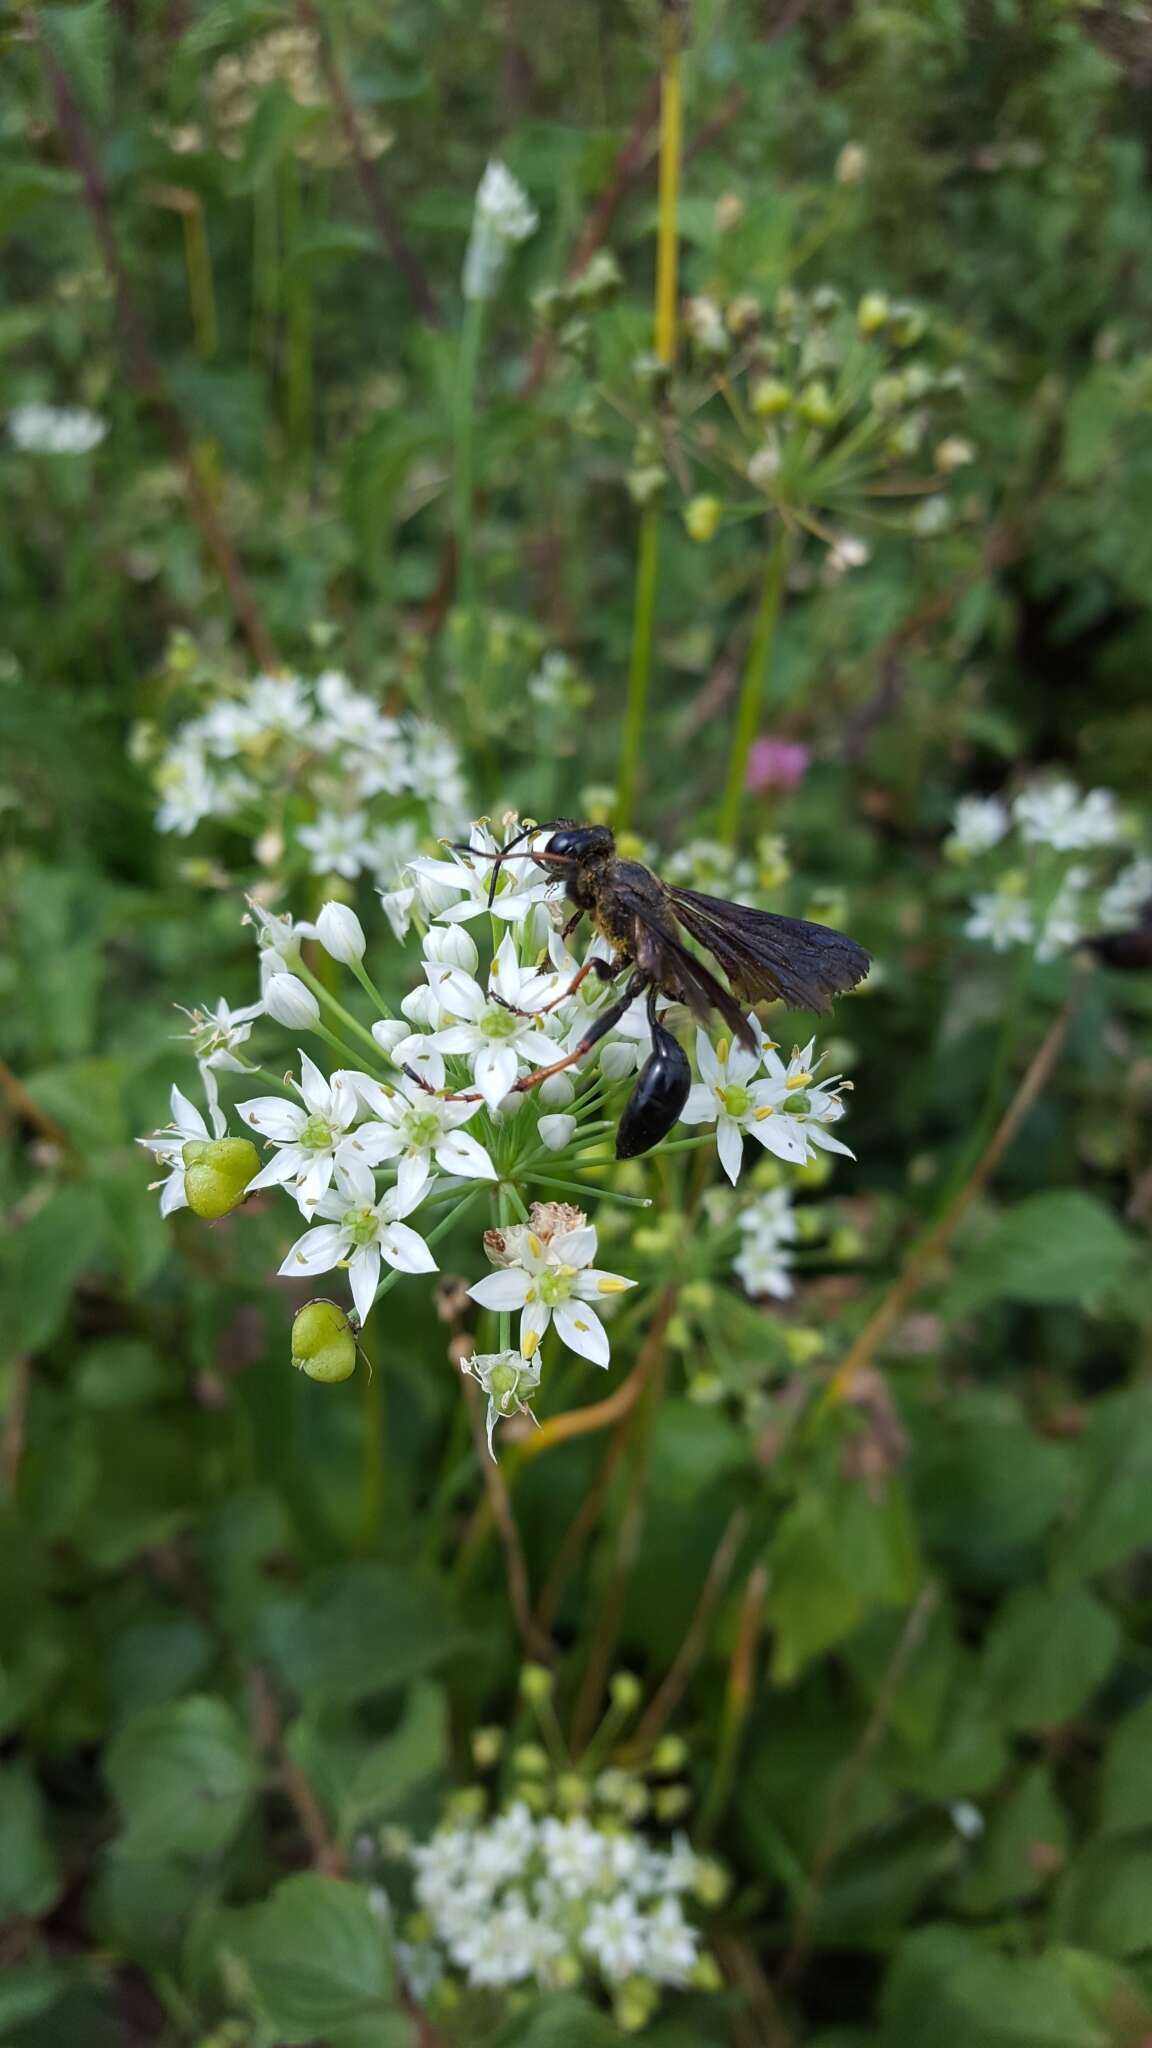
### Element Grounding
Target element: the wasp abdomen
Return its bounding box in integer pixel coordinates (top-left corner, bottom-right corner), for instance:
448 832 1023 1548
615 1020 692 1160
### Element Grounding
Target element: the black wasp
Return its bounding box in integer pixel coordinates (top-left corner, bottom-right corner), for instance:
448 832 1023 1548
452 821 871 1161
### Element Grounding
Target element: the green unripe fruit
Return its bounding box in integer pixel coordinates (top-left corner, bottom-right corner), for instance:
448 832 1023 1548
182 1137 259 1219
684 494 722 543
798 380 835 428
751 376 792 419
291 1300 358 1384
857 290 890 335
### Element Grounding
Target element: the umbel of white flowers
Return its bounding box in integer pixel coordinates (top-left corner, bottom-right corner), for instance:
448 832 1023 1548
462 159 538 300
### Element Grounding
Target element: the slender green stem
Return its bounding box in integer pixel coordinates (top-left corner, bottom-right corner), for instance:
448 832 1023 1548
525 1173 652 1209
453 295 486 641
294 960 391 1068
616 511 662 832
347 954 393 1022
719 523 793 845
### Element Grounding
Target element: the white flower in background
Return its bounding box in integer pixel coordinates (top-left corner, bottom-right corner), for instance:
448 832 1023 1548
8 401 106 455
1013 780 1121 852
461 1351 543 1456
581 1894 649 1982
311 670 404 779
238 1053 364 1210
405 720 469 825
408 820 553 927
468 1215 634 1366
910 495 950 536
947 795 1010 858
136 1075 226 1216
244 672 314 738
427 931 561 1110
379 881 417 939
1035 865 1089 962
176 994 265 1072
825 532 871 577
363 818 422 890
681 1024 808 1183
296 808 375 878
462 159 538 300
154 742 218 835
965 890 1035 951
642 1897 700 1986
1101 857 1152 928
354 1069 497 1183
734 1185 798 1300
277 1152 437 1323
315 900 366 964
758 1041 854 1162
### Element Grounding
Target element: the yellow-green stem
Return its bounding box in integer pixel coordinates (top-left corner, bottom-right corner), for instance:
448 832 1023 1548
718 523 792 845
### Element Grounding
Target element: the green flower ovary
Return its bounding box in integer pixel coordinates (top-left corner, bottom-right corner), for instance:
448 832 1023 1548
401 1106 444 1151
479 1003 522 1041
719 1082 751 1119
345 1205 379 1247
538 1267 575 1307
300 1113 335 1151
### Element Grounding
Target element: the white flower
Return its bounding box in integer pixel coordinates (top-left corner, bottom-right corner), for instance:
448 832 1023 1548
758 1040 854 1162
243 672 313 739
462 1350 543 1456
176 995 264 1072
426 932 561 1111
1035 866 1089 963
353 1069 497 1183
1100 857 1152 928
965 891 1035 951
463 159 538 300
263 972 321 1030
238 1053 365 1211
408 821 553 928
154 742 218 835
1013 780 1121 852
734 1185 799 1300
643 1896 699 1986
467 1217 634 1367
277 1152 437 1324
245 900 317 983
136 1076 225 1216
312 673 407 796
363 819 422 889
681 1023 808 1184
296 809 375 878
581 1893 649 1983
423 922 479 975
826 533 871 575
9 401 106 455
379 883 417 939
947 795 1010 858
315 900 366 964
910 495 951 535
539 1818 609 1899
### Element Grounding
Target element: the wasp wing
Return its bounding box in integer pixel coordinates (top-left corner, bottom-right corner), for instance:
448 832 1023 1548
669 887 871 1014
611 868 758 1048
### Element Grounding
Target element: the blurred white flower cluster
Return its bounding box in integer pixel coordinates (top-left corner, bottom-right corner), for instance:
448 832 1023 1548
135 662 468 889
138 818 857 1445
733 1184 799 1300
8 401 107 455
947 778 1147 962
463 159 538 301
403 1797 718 2024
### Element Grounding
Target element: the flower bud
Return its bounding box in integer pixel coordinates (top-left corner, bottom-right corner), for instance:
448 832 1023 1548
371 1018 409 1057
292 1299 358 1383
423 923 479 974
182 1137 259 1218
599 1041 637 1082
751 375 792 419
935 435 975 473
871 373 906 415
857 290 890 335
264 973 320 1029
609 1670 642 1714
798 380 835 428
714 192 745 233
693 1953 724 1992
513 1742 550 1776
835 141 868 185
556 1771 589 1812
653 1784 691 1820
520 1663 555 1705
651 1734 688 1775
537 1113 577 1152
471 1726 504 1769
693 1856 730 1907
889 302 927 347
539 1071 575 1109
614 1977 658 2034
683 494 722 543
726 292 760 337
315 900 366 964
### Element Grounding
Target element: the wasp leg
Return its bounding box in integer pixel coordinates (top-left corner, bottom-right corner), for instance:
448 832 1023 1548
560 909 585 943
490 952 622 1023
508 973 649 1094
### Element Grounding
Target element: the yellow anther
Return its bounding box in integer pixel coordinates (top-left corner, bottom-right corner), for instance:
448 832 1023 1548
526 1287 537 1302
559 1264 578 1278
528 1233 543 1257
598 1277 629 1294
716 1037 729 1065
574 1319 589 1332
785 1072 813 1091
522 1329 540 1359
754 1105 774 1121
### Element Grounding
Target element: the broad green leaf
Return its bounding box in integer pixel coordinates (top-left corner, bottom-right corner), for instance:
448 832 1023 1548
1054 1832 1152 1957
1052 1386 1152 1583
0 1961 70 2032
258 1564 464 1707
768 1479 921 1684
648 1399 745 1500
881 1928 1139 2047
36 0 113 120
1100 1693 1152 1834
1 1186 106 1355
911 1394 1072 1587
90 1851 214 1972
488 1994 623 2045
221 1873 398 2042
338 1680 448 1839
0 1763 62 1923
105 1695 257 1859
951 1765 1068 1912
982 1587 1119 1731
944 1192 1140 1317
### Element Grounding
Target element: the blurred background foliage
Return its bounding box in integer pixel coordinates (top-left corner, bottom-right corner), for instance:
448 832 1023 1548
4 0 1152 2042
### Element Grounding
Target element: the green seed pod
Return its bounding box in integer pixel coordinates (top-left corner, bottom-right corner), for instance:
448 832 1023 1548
291 1299 358 1384
609 1670 642 1714
182 1137 259 1219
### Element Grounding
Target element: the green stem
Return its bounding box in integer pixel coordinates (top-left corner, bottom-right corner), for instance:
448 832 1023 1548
347 955 393 1022
718 523 793 846
616 509 662 832
453 295 486 646
294 960 391 1069
525 1173 652 1209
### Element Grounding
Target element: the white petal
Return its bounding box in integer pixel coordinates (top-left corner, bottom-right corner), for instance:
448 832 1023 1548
170 1085 208 1139
245 1149 302 1192
474 1043 519 1112
436 968 487 1022
345 1121 404 1166
679 1085 716 1126
553 1299 610 1366
716 1116 744 1185
429 1023 481 1056
520 1295 551 1344
298 1153 335 1210
550 1225 597 1269
328 1070 362 1130
695 1032 721 1086
574 1268 637 1298
728 1032 763 1085
491 931 521 1003
394 1152 432 1216
349 1243 381 1323
392 1037 445 1088
752 1118 808 1164
468 1270 532 1310
808 1125 855 1159
297 1050 329 1115
433 1130 497 1180
379 1222 438 1274
277 1223 346 1278
334 1152 378 1205
159 1170 187 1216
237 1096 307 1141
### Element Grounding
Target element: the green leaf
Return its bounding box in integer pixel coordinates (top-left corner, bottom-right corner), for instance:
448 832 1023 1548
0 1961 70 2032
981 1587 1119 1732
881 1928 1133 2047
488 1994 623 2046
0 1763 62 1924
1054 1832 1152 1958
105 1695 258 1859
648 1399 746 1500
911 1394 1072 1588
258 1564 464 1707
944 1192 1140 1316
221 1873 399 2042
951 1766 1068 1912
1051 1386 1152 1582
768 1479 921 1684
338 1680 448 1839
1100 1693 1152 1834
90 1852 215 1973
37 1 114 120
0 1186 106 1355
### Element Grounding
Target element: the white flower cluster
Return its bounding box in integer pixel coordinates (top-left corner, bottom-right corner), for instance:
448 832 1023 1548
947 777 1146 962
142 667 467 889
406 1800 709 2004
462 159 538 301
8 401 107 456
733 1185 798 1301
681 1023 852 1185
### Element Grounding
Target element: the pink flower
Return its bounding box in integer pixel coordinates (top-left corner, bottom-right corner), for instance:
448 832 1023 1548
747 737 810 794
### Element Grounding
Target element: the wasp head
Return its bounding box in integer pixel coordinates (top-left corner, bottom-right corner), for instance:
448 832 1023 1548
533 822 615 880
